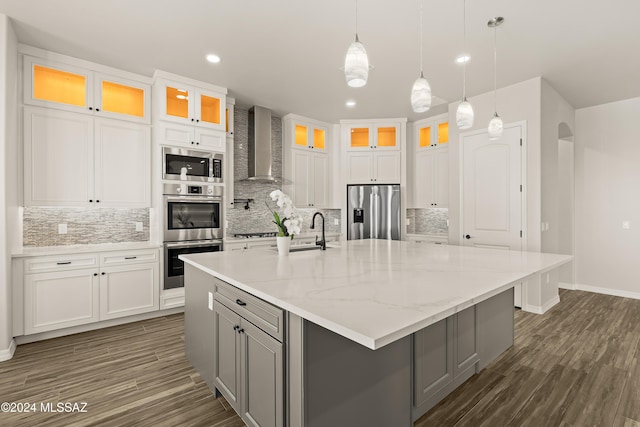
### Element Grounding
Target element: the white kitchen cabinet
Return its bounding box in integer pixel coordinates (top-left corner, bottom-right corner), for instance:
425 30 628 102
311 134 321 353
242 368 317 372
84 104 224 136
342 119 405 184
24 106 151 207
415 146 449 208
24 268 100 335
153 72 226 132
344 122 401 151
346 151 401 184
21 248 160 335
284 114 329 152
283 114 332 208
99 262 159 321
156 121 225 152
292 150 329 208
23 55 151 124
414 114 449 149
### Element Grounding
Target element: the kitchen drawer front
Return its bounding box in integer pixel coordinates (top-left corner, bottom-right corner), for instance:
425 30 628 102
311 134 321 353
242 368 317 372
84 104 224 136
100 249 159 266
24 253 99 274
213 277 284 342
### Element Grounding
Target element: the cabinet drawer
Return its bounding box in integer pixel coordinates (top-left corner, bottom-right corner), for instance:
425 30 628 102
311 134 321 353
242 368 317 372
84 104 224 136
24 253 99 274
213 277 284 342
100 249 159 266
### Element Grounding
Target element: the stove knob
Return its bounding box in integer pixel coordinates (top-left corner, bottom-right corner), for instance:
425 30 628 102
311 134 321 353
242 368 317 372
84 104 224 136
208 187 213 195
177 187 182 193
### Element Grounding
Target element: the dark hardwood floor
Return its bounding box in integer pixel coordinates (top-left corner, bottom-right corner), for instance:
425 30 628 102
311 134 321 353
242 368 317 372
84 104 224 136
1 289 639 426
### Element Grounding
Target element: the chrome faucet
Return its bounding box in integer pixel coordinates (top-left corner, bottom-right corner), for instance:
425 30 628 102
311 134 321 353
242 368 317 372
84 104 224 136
310 212 326 250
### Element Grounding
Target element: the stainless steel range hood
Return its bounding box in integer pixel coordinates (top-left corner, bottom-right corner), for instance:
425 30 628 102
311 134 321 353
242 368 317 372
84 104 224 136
247 106 275 181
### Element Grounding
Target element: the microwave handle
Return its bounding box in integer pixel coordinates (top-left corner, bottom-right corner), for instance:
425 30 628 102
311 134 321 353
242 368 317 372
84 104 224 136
165 240 222 249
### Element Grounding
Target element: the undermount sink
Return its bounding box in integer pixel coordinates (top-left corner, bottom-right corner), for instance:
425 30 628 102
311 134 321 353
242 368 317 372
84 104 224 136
289 245 325 252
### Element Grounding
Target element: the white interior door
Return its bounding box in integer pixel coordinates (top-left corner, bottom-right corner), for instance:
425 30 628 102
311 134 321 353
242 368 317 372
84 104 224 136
462 124 524 306
462 124 523 251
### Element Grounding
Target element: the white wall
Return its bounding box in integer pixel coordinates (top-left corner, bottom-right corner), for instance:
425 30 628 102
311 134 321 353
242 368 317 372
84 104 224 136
0 13 18 360
448 77 541 250
575 97 640 297
540 79 575 295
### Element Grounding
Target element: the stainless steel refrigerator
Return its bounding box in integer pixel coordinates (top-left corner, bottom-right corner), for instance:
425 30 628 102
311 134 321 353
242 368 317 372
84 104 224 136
347 184 401 240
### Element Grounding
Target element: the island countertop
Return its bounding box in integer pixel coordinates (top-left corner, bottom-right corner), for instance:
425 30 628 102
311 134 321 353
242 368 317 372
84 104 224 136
180 239 572 350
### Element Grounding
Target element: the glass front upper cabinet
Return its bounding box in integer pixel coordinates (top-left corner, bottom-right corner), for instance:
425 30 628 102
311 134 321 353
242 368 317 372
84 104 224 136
25 56 150 123
161 81 226 131
347 124 399 150
418 119 448 148
294 124 326 150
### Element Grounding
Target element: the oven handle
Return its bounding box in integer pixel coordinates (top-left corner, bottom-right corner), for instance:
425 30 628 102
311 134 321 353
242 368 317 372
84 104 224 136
165 240 223 249
164 196 222 203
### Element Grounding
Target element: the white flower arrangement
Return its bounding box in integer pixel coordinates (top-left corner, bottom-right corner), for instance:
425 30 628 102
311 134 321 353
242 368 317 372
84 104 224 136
268 190 303 238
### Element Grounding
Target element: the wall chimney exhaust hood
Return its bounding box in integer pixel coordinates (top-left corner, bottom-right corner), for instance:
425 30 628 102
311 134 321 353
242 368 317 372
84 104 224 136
247 106 275 181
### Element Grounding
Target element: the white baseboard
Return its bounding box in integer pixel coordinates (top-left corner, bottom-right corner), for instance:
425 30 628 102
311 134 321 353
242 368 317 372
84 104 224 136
523 294 560 315
0 339 16 362
558 282 576 290
571 283 640 300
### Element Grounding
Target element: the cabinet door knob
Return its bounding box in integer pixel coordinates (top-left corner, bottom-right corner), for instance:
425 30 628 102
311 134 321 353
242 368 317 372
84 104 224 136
196 119 200 123
465 234 472 239
101 272 106 275
96 108 100 112
88 107 93 111
191 118 195 122
196 142 200 145
96 200 100 203
93 273 98 276
89 199 93 202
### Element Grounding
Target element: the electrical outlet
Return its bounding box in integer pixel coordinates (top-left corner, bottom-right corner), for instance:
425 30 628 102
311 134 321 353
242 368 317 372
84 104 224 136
333 218 339 226
623 221 631 230
406 218 411 225
135 222 143 232
208 292 213 311
58 223 67 234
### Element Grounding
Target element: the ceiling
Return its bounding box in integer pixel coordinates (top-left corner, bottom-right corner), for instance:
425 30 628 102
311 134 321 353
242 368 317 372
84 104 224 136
0 0 639 123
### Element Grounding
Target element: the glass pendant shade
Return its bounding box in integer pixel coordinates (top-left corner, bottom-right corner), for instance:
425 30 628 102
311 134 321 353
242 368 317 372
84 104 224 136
411 72 432 113
456 98 474 129
488 113 504 140
344 35 369 88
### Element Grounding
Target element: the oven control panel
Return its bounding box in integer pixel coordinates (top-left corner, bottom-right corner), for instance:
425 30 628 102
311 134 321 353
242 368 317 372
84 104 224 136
164 183 222 197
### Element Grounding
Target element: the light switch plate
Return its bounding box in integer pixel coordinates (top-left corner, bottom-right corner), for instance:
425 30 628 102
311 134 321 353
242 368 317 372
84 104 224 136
406 218 411 225
334 218 339 226
58 224 67 234
135 222 143 232
208 292 213 311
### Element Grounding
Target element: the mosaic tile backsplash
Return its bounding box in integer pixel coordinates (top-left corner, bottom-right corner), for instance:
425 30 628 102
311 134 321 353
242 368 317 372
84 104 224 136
406 208 448 235
23 207 149 246
227 107 341 235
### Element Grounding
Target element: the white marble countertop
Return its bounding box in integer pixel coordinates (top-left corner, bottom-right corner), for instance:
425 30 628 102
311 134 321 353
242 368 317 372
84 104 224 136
223 232 341 243
181 239 572 350
12 241 162 258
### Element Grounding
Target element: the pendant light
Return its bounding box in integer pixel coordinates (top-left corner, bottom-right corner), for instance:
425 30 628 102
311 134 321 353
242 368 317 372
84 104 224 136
487 17 504 140
344 0 369 88
411 0 431 113
456 0 474 129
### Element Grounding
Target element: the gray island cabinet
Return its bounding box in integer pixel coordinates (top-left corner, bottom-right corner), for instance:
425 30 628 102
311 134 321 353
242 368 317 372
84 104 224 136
182 240 571 427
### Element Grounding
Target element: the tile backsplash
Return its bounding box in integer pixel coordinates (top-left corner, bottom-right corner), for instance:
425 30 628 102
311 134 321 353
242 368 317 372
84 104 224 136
406 208 448 235
23 207 149 246
227 106 341 235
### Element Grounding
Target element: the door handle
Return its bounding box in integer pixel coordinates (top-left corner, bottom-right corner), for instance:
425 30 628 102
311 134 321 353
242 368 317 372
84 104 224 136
465 234 472 239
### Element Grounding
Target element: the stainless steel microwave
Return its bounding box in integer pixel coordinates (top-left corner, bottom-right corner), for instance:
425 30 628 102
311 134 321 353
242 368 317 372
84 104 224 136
162 147 223 183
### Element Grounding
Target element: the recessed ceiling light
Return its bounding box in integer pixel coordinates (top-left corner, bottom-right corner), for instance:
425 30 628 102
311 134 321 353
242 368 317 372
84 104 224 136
346 100 356 107
455 54 470 64
206 54 221 64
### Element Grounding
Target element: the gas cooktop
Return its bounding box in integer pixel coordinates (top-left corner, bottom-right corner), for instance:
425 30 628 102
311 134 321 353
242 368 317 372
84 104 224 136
232 232 278 239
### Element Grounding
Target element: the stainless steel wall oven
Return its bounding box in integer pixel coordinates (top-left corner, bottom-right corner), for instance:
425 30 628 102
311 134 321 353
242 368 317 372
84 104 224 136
162 183 223 289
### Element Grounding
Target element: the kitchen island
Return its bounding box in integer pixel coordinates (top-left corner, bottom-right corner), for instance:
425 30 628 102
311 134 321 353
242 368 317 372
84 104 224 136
181 240 572 427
